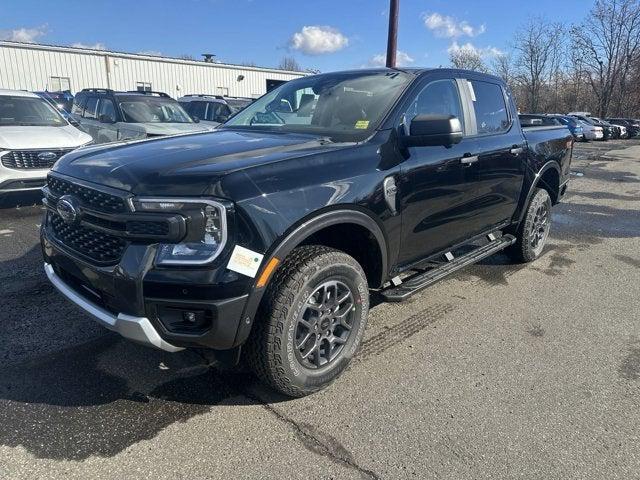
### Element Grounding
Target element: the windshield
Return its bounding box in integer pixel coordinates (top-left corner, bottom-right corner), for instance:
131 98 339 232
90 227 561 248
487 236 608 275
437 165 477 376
223 71 413 141
0 95 67 127
119 98 193 124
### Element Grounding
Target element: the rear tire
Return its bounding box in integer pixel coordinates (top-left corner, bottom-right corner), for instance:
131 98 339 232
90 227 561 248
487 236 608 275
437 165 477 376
508 188 552 263
245 245 369 397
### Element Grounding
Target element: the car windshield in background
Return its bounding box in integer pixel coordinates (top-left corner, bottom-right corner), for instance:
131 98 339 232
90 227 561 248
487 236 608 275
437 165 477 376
223 71 413 141
0 96 67 127
119 98 193 123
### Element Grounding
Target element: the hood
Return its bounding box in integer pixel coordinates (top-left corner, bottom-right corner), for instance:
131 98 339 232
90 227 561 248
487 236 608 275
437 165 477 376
53 129 351 196
138 122 215 135
0 124 92 150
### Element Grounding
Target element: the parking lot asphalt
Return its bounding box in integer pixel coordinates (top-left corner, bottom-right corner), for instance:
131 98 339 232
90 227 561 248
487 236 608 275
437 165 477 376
0 140 639 479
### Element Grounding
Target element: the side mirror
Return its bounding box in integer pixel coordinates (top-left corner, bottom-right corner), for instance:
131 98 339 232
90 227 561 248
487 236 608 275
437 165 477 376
192 116 200 123
403 114 463 148
68 118 81 128
99 114 115 124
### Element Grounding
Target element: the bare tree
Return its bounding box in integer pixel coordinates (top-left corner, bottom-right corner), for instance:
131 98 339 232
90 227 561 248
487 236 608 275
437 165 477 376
179 54 195 61
513 17 564 113
278 56 302 72
571 0 640 117
449 46 488 73
492 53 516 85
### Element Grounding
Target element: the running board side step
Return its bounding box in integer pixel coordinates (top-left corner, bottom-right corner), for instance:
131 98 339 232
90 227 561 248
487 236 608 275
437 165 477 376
381 234 516 302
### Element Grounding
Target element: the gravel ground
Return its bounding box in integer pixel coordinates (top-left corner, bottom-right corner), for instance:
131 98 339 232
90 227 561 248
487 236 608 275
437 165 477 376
0 139 638 479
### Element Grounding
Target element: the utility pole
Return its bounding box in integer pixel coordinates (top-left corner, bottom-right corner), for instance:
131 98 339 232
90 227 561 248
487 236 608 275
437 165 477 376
386 0 399 68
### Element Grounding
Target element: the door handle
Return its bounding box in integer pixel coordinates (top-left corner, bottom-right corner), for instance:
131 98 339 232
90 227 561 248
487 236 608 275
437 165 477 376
510 146 524 155
460 155 479 165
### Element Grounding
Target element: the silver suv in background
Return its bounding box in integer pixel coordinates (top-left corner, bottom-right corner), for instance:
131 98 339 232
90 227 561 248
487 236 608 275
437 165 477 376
71 89 215 144
179 95 254 127
178 95 232 127
0 89 92 195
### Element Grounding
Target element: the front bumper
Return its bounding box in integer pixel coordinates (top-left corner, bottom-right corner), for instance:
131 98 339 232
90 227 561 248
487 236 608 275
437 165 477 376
42 222 252 351
0 159 48 193
45 262 183 352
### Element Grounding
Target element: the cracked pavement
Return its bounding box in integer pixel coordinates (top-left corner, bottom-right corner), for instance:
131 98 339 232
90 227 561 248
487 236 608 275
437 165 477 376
0 140 639 479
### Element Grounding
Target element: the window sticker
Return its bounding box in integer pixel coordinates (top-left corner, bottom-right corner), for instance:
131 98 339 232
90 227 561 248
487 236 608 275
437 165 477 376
355 120 370 129
467 80 477 102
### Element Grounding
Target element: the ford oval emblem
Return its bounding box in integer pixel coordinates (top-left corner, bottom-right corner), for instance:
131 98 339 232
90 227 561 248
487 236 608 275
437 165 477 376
56 195 81 225
38 151 58 161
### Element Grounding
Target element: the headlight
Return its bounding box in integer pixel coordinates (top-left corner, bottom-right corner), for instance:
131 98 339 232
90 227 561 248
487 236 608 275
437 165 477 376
134 198 227 265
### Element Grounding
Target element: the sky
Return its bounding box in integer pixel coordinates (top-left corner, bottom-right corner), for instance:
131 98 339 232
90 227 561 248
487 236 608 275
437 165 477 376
0 0 588 71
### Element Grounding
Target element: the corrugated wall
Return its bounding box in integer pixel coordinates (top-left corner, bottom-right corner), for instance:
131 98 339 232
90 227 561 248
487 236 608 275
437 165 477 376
0 42 304 98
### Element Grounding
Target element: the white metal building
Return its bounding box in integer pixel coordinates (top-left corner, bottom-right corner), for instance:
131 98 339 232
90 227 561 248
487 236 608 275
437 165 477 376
0 41 305 99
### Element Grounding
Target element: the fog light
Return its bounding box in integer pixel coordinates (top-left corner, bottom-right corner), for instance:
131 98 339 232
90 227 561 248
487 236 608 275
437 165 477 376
183 311 197 323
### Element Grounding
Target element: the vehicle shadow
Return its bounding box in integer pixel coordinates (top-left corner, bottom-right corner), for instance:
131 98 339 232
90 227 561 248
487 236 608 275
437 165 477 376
0 245 288 462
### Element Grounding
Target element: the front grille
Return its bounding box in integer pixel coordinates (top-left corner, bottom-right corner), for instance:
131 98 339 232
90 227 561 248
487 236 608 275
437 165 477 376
1 149 72 169
50 212 127 264
126 220 170 236
47 176 128 214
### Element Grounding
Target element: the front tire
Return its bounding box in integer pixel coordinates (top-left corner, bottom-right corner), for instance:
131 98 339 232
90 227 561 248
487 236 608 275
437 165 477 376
508 188 552 263
245 245 369 397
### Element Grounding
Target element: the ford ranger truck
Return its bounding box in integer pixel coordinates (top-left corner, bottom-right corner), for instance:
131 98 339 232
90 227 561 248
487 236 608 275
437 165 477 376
41 69 573 397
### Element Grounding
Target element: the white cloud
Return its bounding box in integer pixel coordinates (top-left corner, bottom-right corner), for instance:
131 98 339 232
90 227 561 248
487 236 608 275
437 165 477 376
71 42 107 50
289 26 349 55
423 13 485 38
0 25 47 43
447 41 502 58
368 50 415 67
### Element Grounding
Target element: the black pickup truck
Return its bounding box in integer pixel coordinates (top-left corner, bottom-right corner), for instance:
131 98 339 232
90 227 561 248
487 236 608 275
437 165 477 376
41 68 573 397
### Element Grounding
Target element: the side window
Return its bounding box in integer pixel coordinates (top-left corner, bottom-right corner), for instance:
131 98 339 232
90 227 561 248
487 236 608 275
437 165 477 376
207 103 231 122
468 80 510 135
136 82 152 92
187 101 207 120
98 98 116 122
83 97 98 119
71 95 86 116
407 79 464 131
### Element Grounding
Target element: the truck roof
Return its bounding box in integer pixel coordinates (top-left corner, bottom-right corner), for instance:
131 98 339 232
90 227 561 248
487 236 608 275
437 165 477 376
0 88 39 98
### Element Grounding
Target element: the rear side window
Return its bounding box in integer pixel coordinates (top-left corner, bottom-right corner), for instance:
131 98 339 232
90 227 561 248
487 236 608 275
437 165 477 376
184 101 207 120
206 102 231 122
71 95 86 115
83 97 98 119
469 80 509 135
98 98 116 122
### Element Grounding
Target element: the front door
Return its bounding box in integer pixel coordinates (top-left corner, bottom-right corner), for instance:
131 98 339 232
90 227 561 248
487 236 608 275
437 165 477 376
397 77 480 265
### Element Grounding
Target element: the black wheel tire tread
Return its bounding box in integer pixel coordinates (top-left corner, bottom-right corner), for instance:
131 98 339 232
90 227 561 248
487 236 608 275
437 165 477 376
244 245 367 397
508 188 551 263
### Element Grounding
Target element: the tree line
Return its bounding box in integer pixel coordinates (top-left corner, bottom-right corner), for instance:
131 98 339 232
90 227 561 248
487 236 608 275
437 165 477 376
450 0 640 118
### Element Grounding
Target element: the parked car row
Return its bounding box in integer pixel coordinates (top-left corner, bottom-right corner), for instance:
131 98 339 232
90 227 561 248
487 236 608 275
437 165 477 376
0 89 92 195
0 86 255 198
519 112 640 142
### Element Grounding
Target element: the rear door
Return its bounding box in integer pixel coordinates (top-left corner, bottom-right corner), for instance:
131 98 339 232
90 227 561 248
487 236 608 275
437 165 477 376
96 98 118 143
460 78 525 231
80 96 100 141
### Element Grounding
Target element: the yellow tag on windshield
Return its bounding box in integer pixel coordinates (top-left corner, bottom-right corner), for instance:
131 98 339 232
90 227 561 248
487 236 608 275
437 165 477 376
354 120 370 129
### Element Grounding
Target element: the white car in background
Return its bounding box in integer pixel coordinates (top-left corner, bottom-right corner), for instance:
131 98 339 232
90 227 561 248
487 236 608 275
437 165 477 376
0 89 92 195
577 119 603 141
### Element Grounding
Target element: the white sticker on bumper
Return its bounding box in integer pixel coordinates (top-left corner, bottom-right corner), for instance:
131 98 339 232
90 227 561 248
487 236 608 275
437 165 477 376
227 245 264 278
